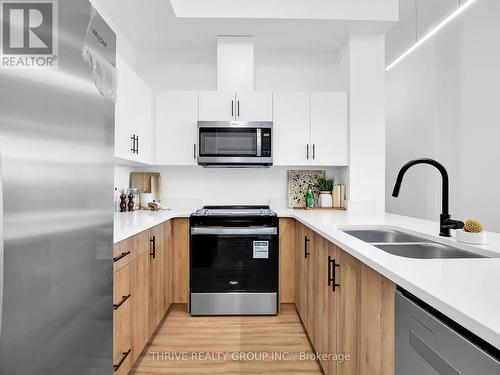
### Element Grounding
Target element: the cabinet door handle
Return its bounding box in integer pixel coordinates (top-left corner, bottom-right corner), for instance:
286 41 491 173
304 236 310 258
130 135 135 153
113 251 131 262
113 349 131 371
231 100 234 118
193 143 197 159
237 100 240 118
306 144 309 160
150 236 156 259
328 256 340 292
135 136 139 154
113 294 131 310
312 144 316 160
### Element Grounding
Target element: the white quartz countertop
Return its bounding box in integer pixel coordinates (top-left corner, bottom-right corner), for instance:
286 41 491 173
114 208 500 349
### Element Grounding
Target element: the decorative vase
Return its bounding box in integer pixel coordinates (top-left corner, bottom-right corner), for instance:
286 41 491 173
319 191 333 208
456 229 487 245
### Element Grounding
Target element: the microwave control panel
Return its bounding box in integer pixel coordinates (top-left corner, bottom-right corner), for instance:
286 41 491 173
261 130 272 157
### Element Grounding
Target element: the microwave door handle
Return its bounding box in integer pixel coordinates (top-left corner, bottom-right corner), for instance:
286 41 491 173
256 129 262 157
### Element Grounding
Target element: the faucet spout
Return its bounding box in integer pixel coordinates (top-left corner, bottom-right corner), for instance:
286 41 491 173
392 158 449 215
392 158 462 237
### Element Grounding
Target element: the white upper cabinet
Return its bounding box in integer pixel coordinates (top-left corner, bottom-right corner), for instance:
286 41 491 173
199 91 272 121
273 91 348 166
310 92 348 166
115 57 154 164
198 91 236 121
273 92 311 166
155 91 198 166
234 91 273 121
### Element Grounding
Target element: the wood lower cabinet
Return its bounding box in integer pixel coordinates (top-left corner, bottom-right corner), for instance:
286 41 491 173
149 223 166 335
172 218 189 304
358 263 395 375
279 218 296 304
295 222 394 375
296 222 315 339
114 219 186 374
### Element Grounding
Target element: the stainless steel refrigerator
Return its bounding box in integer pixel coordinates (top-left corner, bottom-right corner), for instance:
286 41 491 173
0 0 114 374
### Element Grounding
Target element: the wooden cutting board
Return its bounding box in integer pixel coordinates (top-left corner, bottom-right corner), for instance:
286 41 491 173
130 172 161 202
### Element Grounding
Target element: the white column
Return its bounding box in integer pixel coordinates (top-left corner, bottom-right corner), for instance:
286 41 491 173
342 35 386 211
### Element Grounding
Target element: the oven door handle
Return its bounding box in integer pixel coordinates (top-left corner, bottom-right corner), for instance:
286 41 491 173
191 227 277 235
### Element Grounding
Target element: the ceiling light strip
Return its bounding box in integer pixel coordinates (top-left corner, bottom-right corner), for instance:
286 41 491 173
386 0 478 71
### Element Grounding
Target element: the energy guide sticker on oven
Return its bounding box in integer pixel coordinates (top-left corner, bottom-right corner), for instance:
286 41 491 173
253 241 269 259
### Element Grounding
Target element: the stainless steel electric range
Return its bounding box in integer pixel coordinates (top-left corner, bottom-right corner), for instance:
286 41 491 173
189 205 279 316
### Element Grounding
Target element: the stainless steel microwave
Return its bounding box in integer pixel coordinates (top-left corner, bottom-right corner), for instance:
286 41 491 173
197 121 273 167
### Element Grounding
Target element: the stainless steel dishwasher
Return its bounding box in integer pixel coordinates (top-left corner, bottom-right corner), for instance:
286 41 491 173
396 290 500 374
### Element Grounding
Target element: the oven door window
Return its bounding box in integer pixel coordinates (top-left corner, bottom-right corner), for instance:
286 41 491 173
190 234 278 293
199 128 257 157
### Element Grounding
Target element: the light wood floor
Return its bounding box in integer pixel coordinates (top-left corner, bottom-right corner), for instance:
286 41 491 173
131 304 322 374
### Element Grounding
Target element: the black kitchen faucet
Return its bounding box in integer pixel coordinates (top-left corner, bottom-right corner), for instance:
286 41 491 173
392 158 464 237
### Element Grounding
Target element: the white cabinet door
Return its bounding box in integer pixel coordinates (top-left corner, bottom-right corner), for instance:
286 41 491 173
235 91 272 121
134 77 154 165
155 91 198 166
310 92 348 166
198 91 236 121
115 57 154 164
115 57 138 161
273 92 311 166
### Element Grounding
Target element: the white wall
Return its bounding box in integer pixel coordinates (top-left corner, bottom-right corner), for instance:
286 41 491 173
136 48 344 91
116 164 347 208
386 0 500 232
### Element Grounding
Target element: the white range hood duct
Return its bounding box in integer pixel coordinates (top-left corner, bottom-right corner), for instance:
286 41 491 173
217 36 254 91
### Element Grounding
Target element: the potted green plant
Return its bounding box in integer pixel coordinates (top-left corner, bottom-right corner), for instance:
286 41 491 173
316 178 334 208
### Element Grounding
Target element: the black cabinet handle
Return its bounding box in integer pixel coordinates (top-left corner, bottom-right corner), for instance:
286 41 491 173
231 100 234 117
193 143 197 159
113 294 131 310
150 236 156 259
328 256 340 292
312 144 316 160
113 349 131 371
135 136 139 154
130 135 135 153
237 100 240 117
306 144 309 160
113 251 131 263
304 236 310 258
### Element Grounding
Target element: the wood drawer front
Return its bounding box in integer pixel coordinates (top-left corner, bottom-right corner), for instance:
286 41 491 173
134 230 150 257
131 252 149 312
114 237 136 273
131 302 149 364
113 318 132 375
113 264 133 333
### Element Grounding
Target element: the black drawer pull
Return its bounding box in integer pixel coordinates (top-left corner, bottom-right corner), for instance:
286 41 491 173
150 236 156 259
113 251 131 262
328 256 340 292
113 294 131 310
304 236 310 258
113 349 131 371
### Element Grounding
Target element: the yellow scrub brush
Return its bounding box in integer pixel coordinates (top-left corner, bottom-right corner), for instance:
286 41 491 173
457 219 486 245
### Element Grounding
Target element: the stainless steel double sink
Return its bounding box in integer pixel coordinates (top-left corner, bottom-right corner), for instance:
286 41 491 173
342 228 487 259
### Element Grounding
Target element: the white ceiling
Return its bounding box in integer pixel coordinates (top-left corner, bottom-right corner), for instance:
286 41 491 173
95 0 396 52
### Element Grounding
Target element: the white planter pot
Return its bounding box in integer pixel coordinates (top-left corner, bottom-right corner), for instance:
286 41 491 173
319 191 333 208
456 229 487 245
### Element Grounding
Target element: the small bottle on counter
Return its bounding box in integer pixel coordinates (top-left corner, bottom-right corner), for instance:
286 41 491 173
305 184 314 208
